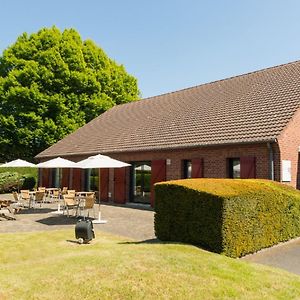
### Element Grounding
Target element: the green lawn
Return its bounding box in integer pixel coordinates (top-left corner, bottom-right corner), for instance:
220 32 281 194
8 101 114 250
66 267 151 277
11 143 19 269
0 230 300 299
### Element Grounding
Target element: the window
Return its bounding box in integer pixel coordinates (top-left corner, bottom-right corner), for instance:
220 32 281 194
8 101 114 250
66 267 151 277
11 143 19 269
183 160 192 179
130 162 151 204
84 169 99 191
52 168 61 188
228 158 241 179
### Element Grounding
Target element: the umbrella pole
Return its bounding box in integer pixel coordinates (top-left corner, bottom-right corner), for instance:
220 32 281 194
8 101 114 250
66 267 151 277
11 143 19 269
92 197 107 224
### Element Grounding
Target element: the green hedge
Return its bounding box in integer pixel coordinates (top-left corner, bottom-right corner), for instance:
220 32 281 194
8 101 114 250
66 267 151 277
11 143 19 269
154 179 300 258
0 172 36 193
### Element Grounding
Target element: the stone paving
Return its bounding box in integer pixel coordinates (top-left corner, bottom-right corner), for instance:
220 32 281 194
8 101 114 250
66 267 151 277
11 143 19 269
0 193 155 241
242 237 300 276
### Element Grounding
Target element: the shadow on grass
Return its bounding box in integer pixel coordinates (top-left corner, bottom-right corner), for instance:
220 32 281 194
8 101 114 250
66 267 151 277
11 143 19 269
119 238 213 253
119 238 182 245
66 239 81 244
36 215 78 226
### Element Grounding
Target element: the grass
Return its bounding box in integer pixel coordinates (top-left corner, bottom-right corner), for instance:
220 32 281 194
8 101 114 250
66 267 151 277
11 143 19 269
0 230 300 299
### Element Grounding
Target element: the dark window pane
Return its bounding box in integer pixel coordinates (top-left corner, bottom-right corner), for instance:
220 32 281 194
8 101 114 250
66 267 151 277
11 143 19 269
183 160 192 179
228 158 241 179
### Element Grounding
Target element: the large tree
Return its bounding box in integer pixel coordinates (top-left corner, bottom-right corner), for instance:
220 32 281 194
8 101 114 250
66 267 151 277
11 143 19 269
0 27 139 161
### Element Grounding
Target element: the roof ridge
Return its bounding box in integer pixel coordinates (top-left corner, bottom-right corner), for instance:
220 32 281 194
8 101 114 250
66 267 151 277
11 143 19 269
132 59 300 103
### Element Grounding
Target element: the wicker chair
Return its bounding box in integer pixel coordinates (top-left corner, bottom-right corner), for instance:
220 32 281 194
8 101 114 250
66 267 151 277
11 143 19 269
61 187 68 195
49 189 60 202
78 194 96 218
67 190 76 197
38 187 46 192
35 191 45 207
63 195 78 217
20 190 31 208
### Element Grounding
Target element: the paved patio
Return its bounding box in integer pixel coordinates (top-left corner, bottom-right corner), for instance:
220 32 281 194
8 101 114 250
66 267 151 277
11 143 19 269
0 193 155 241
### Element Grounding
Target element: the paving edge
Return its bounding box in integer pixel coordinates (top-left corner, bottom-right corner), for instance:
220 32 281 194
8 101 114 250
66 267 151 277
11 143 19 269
240 236 300 260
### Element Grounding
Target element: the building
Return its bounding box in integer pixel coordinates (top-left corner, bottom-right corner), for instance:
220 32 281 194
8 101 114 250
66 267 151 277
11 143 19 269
36 60 300 206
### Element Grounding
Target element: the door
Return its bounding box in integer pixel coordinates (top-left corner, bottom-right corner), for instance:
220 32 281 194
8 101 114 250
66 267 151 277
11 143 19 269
100 168 109 202
62 168 70 188
150 160 166 207
114 168 126 204
132 162 151 204
72 168 82 191
240 157 256 178
191 158 204 178
41 168 50 187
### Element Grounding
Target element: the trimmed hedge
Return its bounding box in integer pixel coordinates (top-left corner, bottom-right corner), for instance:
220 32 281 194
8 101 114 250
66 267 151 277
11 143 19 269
0 172 36 193
0 172 22 193
154 179 300 258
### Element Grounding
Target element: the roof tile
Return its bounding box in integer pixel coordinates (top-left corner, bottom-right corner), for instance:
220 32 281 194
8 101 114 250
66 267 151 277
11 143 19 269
36 60 300 158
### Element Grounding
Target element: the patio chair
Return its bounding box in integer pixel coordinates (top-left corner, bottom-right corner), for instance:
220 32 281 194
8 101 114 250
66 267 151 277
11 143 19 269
11 192 22 213
20 190 31 208
61 187 68 195
63 195 78 217
49 189 60 202
78 195 96 218
12 191 20 202
38 187 46 192
67 190 76 197
35 191 45 207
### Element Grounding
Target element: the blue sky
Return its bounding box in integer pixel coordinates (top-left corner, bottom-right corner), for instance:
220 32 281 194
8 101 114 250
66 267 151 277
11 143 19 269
1 1 300 98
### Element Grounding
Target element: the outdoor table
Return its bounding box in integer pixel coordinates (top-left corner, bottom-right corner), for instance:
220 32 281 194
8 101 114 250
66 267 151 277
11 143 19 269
45 188 59 196
76 191 93 197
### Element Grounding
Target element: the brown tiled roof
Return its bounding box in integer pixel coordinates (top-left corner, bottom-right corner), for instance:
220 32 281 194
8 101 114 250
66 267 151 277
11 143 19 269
36 60 300 158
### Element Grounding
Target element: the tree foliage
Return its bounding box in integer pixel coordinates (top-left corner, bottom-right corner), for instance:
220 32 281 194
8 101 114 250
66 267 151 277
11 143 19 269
0 27 140 161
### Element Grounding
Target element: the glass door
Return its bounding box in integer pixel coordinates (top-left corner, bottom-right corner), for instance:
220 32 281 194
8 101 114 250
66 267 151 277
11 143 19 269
131 162 151 204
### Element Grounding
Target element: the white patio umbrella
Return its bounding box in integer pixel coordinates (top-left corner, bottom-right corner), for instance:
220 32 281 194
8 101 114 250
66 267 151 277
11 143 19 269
36 157 78 168
37 157 78 214
76 154 131 224
76 154 130 169
0 159 36 168
0 159 36 192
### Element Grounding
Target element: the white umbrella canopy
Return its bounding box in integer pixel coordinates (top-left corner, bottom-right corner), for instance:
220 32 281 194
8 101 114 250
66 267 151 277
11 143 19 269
76 154 130 169
36 157 78 168
0 159 36 168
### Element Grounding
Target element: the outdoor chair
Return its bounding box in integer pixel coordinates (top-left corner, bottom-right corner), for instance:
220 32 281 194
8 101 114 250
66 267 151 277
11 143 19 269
78 195 96 218
20 190 32 208
38 187 46 192
12 191 20 202
34 191 45 207
67 190 76 197
49 189 60 202
12 191 22 213
61 187 68 195
63 195 78 217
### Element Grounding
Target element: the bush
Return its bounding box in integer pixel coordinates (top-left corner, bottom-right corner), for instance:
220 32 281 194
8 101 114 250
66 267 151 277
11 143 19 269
21 175 36 190
0 172 23 193
154 179 300 258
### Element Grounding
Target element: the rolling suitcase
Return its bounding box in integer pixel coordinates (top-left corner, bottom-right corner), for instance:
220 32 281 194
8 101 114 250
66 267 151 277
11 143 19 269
75 219 95 244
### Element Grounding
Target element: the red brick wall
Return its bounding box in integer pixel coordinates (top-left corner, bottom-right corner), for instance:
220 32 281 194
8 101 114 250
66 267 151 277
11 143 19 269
44 142 278 202
277 107 300 188
112 143 270 180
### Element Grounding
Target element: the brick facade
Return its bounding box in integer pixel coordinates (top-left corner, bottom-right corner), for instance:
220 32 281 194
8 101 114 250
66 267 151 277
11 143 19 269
40 136 300 205
277 107 300 188
49 142 272 204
